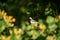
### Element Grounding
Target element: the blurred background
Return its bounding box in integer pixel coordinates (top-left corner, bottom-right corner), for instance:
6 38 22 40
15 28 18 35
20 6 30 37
0 0 60 40
0 0 60 25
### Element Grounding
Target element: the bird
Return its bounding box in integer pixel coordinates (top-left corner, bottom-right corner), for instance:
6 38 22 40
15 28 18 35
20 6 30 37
29 17 38 24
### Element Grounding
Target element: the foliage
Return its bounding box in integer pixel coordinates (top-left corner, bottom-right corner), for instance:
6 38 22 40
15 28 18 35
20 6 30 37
0 0 60 40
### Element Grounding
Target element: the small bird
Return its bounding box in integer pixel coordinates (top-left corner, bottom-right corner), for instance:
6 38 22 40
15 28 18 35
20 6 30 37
29 17 38 24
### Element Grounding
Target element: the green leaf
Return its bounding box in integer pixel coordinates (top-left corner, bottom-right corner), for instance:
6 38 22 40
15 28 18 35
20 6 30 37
14 35 22 40
45 8 49 11
0 21 6 33
25 37 29 40
26 12 30 14
48 24 57 33
38 19 44 24
57 31 60 40
46 16 55 25
26 31 32 36
45 11 50 15
31 31 40 39
20 7 27 13
21 24 26 31
26 25 32 31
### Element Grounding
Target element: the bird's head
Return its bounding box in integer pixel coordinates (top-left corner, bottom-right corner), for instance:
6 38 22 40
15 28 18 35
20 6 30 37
29 17 32 20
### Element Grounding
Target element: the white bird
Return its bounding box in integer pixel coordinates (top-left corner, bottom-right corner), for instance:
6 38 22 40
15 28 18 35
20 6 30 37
29 17 38 24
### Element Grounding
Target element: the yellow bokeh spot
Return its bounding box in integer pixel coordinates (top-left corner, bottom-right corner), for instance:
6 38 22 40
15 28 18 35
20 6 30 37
11 24 14 26
46 35 56 40
31 30 36 35
9 30 12 34
1 10 5 15
3 12 7 16
39 24 46 30
19 29 22 33
1 35 11 40
1 35 6 40
8 16 13 20
14 28 18 35
13 28 22 35
58 15 60 19
12 18 16 22
6 36 11 40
